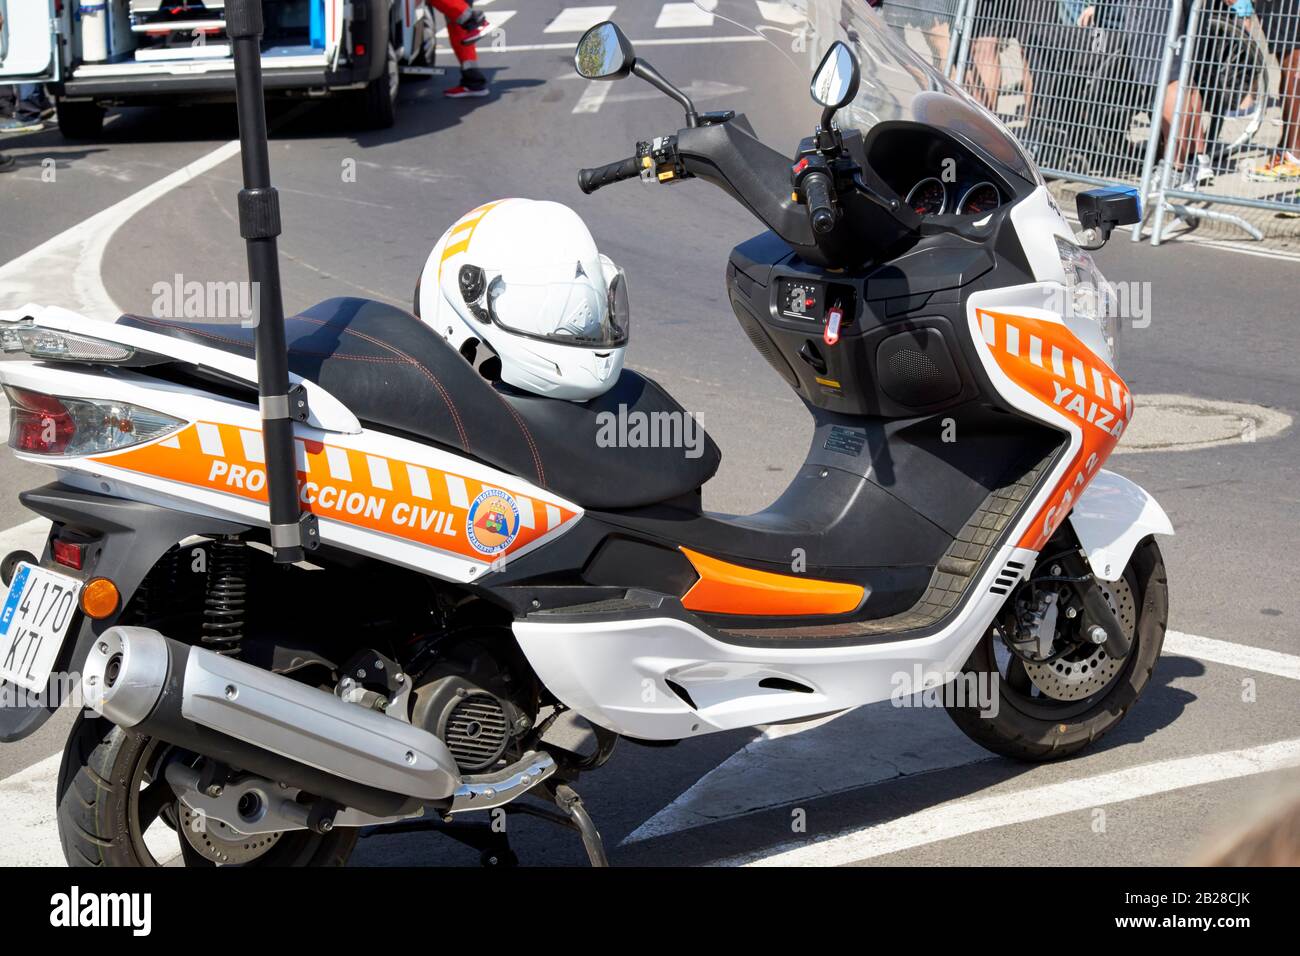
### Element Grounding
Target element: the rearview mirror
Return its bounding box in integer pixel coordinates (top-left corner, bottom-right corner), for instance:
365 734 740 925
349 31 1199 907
574 21 635 80
810 42 860 112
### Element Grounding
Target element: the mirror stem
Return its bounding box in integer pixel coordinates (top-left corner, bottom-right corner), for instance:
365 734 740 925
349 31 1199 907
632 59 698 127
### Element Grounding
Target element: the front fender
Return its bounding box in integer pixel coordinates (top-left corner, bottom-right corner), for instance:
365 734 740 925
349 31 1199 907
1069 469 1173 581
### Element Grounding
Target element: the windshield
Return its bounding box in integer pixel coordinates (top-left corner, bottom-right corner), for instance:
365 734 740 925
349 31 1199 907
696 0 1043 185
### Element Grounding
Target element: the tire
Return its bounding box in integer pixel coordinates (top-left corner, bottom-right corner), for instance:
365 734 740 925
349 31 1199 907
355 43 399 129
56 713 358 867
945 537 1168 762
56 100 105 140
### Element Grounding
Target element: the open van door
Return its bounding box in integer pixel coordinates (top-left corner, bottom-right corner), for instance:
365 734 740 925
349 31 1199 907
0 0 60 82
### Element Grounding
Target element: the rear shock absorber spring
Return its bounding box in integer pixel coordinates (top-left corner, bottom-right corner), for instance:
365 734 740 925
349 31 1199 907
202 535 248 655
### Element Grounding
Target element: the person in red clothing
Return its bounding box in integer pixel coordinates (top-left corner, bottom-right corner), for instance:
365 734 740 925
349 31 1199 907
428 0 492 98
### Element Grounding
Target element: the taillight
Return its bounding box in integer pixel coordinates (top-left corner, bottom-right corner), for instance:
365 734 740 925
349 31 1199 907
8 387 75 454
52 538 85 570
4 386 184 457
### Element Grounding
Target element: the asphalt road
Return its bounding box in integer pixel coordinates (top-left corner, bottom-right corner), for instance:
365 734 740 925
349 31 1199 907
0 1 1297 868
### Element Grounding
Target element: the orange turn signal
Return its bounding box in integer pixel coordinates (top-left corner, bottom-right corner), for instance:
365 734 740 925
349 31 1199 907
79 577 120 620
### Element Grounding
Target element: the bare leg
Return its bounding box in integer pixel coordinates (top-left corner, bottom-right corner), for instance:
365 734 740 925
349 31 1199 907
1162 81 1204 167
1279 49 1300 155
970 37 1001 111
926 20 951 74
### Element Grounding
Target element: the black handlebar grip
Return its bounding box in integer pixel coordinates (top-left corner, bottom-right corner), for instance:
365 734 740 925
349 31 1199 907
578 156 643 194
803 171 837 235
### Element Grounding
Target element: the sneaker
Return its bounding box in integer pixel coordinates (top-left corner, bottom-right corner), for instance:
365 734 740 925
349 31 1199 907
0 117 44 133
444 84 490 98
1246 155 1300 182
457 11 490 45
1176 153 1215 192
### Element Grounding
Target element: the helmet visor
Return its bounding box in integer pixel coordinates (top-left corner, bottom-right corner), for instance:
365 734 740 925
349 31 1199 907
460 263 630 349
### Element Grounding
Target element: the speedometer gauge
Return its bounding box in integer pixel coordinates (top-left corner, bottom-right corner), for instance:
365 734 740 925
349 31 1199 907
905 177 946 216
957 181 1000 216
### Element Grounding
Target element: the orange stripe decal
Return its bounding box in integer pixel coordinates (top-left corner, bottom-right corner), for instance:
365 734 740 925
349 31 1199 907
975 308 1132 551
89 421 578 564
679 547 864 616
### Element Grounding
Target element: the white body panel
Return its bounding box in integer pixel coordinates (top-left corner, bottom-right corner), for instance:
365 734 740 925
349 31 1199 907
1 304 362 434
515 545 1039 739
1069 469 1173 581
0 359 583 584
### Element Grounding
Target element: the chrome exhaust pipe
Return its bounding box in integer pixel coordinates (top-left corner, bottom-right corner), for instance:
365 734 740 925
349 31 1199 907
82 627 461 816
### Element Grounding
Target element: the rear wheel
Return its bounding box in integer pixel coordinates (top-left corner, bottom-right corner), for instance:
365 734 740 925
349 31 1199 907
56 713 357 867
55 100 105 140
945 537 1168 762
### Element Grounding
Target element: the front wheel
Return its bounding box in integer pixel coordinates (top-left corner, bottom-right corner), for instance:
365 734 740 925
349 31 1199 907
354 43 399 129
946 537 1168 762
56 714 358 867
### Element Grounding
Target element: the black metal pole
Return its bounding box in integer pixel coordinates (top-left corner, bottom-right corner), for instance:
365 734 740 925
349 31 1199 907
226 0 312 564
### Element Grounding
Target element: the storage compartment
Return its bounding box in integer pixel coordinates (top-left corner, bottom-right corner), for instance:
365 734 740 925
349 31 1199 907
726 231 990 418
67 0 333 71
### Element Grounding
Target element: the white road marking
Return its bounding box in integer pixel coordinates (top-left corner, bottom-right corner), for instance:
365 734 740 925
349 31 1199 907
544 5 618 33
0 141 242 316
572 79 613 114
624 702 989 844
1165 630 1300 681
436 35 766 54
755 0 807 25
627 630 1300 845
657 1 716 28
0 752 64 866
724 737 1300 866
0 518 52 559
436 9 516 39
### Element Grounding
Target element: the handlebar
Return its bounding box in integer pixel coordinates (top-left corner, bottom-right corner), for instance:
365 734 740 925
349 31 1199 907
578 156 643 194
802 170 837 235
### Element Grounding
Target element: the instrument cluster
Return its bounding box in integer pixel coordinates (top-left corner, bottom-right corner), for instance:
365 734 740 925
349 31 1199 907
904 176 1002 218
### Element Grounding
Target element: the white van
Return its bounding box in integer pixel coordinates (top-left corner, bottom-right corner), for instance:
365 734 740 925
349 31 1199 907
0 0 438 137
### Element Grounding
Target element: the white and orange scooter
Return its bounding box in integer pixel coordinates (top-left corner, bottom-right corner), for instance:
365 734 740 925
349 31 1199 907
0 4 1170 867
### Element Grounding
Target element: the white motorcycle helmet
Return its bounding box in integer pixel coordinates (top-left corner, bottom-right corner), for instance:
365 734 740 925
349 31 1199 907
418 198 629 401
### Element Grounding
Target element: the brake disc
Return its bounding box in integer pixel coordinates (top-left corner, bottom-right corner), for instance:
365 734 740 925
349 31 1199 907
178 804 283 865
1023 577 1136 702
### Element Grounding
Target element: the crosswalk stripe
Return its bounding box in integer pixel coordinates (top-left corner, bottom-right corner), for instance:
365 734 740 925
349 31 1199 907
435 9 516 40
656 1 716 28
543 5 618 34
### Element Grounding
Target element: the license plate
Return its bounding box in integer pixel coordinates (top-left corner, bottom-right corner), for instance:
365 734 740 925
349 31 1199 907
0 564 83 692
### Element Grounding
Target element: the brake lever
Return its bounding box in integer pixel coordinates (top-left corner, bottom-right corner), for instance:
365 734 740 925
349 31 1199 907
850 172 901 214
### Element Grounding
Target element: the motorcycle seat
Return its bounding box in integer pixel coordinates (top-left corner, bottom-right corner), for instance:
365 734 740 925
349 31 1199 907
118 297 720 510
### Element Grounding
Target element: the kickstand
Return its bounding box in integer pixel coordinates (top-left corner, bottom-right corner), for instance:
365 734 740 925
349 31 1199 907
550 781 608 867
500 780 608 867
363 780 608 866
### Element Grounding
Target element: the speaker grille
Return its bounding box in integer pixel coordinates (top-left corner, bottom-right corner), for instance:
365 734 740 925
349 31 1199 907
876 328 962 408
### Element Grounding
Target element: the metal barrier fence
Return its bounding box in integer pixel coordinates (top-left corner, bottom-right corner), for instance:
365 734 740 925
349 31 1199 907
877 0 1300 245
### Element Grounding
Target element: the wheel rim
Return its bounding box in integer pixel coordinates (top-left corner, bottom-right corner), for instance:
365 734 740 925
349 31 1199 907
125 739 287 866
991 571 1140 721
388 45 400 103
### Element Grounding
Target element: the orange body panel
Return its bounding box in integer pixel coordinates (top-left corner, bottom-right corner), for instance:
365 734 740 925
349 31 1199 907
91 421 577 562
679 547 865 616
975 308 1132 552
